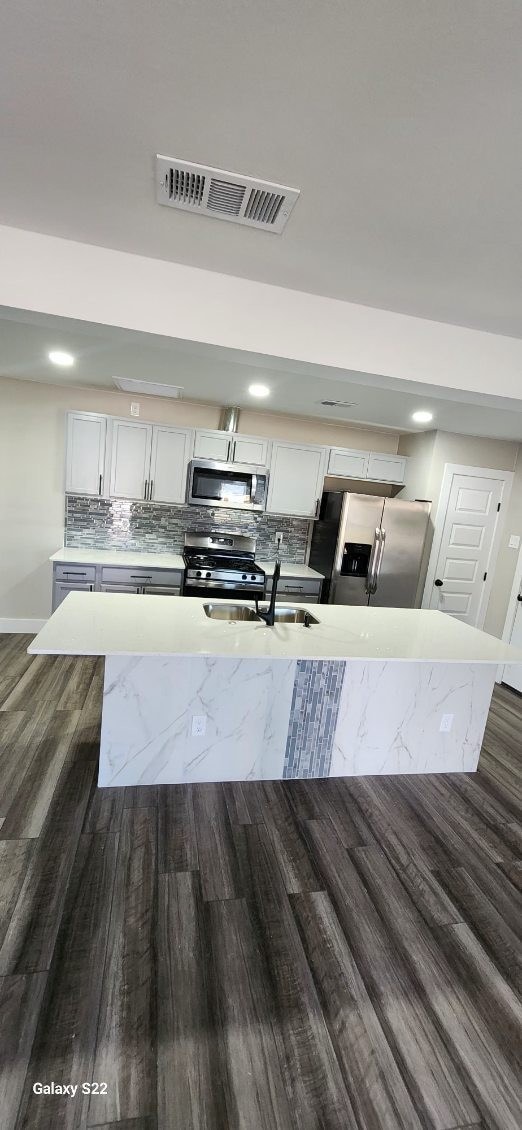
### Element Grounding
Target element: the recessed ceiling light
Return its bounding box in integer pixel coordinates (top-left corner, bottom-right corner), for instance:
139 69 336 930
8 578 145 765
411 410 433 424
248 383 270 398
48 350 75 367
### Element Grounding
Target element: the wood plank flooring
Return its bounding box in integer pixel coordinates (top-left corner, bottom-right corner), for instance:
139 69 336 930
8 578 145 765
0 634 520 1130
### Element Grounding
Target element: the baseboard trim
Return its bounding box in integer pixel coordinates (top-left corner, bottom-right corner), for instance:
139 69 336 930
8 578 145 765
0 618 47 634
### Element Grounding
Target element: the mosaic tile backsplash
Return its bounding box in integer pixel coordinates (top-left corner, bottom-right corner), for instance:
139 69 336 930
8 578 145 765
283 660 345 779
65 495 312 562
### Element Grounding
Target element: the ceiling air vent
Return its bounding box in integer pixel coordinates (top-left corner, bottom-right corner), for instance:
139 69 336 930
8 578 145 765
319 400 357 408
156 156 299 233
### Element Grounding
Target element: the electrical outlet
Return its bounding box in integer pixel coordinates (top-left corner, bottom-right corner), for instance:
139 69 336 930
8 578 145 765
191 714 207 737
275 531 284 548
508 534 520 550
439 713 454 733
130 402 140 416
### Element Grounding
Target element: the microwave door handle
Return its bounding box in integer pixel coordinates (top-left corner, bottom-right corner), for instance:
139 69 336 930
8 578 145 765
250 473 257 504
365 529 380 595
374 527 386 591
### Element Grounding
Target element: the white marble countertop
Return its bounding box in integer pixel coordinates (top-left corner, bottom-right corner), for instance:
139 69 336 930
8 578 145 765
50 548 323 580
50 547 185 569
258 561 323 580
29 592 522 664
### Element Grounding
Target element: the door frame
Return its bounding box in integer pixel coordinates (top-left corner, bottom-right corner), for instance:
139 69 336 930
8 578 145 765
421 463 513 629
499 540 522 684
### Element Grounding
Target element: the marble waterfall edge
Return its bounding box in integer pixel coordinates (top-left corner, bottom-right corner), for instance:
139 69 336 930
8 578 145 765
99 655 297 786
99 654 497 787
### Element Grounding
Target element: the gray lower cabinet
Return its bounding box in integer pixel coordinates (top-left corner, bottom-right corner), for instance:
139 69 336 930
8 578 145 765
53 581 94 610
52 562 182 608
265 576 322 603
100 584 141 593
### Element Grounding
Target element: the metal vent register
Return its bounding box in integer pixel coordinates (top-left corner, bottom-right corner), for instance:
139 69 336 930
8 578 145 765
156 155 300 233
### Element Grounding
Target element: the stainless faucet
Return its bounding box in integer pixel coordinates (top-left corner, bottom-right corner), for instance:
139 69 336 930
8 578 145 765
255 558 281 626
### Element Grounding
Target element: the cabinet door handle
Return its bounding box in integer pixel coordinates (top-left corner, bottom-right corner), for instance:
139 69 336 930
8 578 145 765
144 480 149 500
314 498 320 518
98 473 103 495
149 479 154 500
63 571 87 577
131 575 152 581
434 578 443 587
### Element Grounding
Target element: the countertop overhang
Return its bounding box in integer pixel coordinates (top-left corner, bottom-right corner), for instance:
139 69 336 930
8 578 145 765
29 591 522 664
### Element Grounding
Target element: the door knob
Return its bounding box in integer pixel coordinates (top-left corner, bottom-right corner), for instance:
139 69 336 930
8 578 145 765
517 594 522 602
434 578 443 587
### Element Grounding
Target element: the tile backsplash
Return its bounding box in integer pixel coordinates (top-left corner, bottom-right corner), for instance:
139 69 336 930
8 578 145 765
65 495 312 562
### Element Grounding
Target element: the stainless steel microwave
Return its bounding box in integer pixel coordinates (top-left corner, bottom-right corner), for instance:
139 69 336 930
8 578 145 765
186 458 269 512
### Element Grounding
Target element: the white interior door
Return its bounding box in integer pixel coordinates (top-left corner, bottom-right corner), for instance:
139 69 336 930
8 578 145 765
425 471 505 626
503 594 522 692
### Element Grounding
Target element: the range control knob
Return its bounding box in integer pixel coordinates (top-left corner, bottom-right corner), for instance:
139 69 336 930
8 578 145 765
251 574 256 580
196 570 202 577
206 571 212 579
242 573 247 580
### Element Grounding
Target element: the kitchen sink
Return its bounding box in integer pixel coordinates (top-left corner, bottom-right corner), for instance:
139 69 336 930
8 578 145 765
257 606 320 625
203 603 261 621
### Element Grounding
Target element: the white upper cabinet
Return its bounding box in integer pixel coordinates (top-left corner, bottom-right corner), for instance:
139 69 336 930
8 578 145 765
193 430 270 465
109 420 153 500
65 412 108 496
367 452 407 484
149 426 194 504
267 441 327 517
193 430 231 461
327 447 369 479
231 435 270 465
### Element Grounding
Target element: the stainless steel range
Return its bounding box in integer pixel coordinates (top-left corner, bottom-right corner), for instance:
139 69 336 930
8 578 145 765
182 532 266 600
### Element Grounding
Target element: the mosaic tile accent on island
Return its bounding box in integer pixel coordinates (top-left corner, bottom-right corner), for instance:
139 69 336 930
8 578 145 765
283 659 346 779
65 495 312 563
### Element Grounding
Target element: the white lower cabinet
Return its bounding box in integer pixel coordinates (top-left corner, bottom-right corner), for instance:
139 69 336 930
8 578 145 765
267 441 327 517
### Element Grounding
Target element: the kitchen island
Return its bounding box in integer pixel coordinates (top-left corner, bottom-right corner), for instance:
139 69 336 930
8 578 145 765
29 593 522 786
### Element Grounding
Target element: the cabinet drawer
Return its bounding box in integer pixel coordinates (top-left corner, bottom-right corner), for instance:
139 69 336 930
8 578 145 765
54 564 96 584
143 585 181 596
266 577 322 597
100 566 182 586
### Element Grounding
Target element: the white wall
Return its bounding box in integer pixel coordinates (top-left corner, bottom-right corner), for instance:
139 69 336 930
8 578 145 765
0 376 399 625
2 225 522 400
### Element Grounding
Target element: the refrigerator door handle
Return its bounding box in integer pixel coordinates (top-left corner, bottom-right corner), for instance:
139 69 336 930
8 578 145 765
365 528 380 595
374 527 386 591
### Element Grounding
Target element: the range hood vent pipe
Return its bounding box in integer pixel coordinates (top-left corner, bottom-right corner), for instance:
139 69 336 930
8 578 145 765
219 406 241 433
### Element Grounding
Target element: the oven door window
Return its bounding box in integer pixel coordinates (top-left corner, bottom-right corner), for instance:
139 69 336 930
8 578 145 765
192 467 252 505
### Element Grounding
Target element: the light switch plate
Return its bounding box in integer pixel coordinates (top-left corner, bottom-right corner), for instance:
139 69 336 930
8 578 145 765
130 402 140 416
508 534 520 550
440 713 454 733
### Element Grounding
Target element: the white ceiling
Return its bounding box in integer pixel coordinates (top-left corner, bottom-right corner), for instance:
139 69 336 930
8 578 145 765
0 2 521 337
2 307 522 440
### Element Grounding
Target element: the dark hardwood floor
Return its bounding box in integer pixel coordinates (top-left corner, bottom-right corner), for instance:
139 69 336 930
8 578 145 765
0 633 521 1130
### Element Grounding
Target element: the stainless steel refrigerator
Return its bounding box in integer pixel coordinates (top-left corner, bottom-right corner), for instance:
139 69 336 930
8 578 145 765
309 492 430 607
